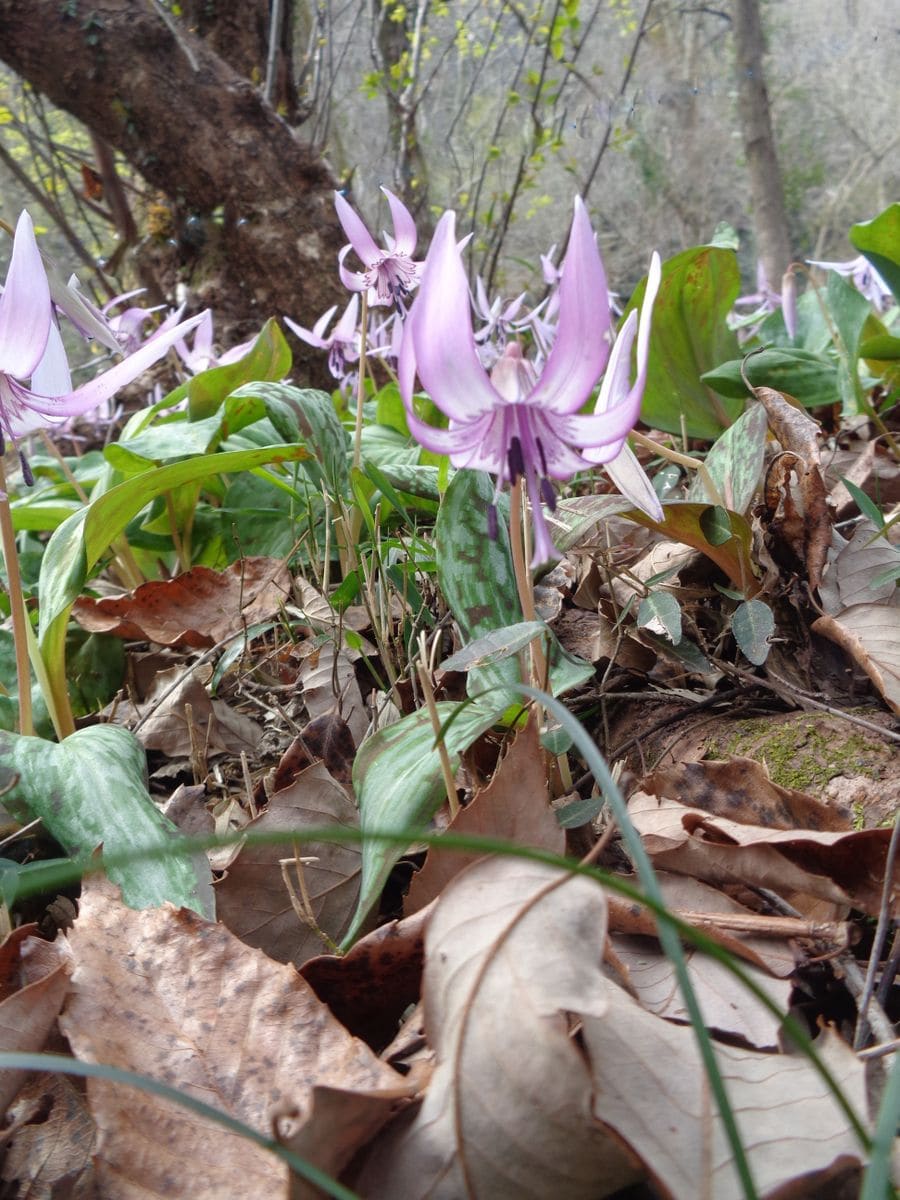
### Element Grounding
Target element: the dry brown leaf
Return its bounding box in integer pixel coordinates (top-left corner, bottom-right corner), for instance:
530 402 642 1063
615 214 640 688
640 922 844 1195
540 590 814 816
1 1073 96 1198
301 905 430 1052
629 790 899 916
353 858 640 1200
406 717 564 914
124 663 263 757
757 388 830 588
72 558 291 648
649 757 851 832
550 608 654 670
582 992 867 1199
280 1085 412 1200
0 928 71 1111
833 521 899 610
297 642 368 747
215 762 361 967
59 878 406 1199
813 602 900 715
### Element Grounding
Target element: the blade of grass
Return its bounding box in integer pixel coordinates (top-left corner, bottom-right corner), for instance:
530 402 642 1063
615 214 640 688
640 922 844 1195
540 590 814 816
0 1052 361 1199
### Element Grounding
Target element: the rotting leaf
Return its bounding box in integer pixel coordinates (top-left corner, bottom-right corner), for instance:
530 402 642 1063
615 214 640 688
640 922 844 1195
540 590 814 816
755 386 830 588
72 557 291 648
59 878 408 1199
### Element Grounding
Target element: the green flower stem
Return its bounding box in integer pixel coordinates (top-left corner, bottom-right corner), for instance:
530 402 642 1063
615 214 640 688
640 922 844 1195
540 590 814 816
0 460 32 736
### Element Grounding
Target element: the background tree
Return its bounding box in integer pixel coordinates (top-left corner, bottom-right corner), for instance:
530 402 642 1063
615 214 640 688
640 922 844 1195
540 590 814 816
731 0 792 286
0 0 346 380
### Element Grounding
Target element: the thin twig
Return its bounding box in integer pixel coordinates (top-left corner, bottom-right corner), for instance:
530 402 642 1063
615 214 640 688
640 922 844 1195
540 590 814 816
855 811 900 1049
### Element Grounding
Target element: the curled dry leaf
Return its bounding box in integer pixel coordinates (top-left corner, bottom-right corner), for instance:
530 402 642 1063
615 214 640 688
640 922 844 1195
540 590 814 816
649 756 851 832
813 602 900 715
756 387 830 588
215 761 362 967
405 717 564 914
72 557 291 648
629 790 900 917
122 663 263 757
354 857 640 1200
0 927 71 1112
59 878 407 1199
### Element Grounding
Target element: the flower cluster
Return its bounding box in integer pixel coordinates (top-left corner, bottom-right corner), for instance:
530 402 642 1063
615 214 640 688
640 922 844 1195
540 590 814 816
295 188 663 565
0 211 206 476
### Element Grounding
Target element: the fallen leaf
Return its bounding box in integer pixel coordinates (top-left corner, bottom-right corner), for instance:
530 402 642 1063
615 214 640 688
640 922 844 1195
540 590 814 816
628 790 900 916
0 928 71 1111
1 1073 96 1198
124 663 263 757
354 858 640 1199
405 717 564 914
301 905 430 1052
813 602 900 714
216 762 361 967
648 757 851 832
72 558 291 648
280 1085 411 1200
582 991 867 1199
59 877 405 1199
298 642 368 747
609 932 792 1050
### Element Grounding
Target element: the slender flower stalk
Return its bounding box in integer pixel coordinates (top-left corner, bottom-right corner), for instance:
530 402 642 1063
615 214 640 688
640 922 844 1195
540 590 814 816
399 196 662 567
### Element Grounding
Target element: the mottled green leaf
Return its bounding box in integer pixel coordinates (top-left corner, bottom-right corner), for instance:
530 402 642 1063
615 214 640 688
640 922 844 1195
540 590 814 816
343 698 506 947
686 404 767 514
701 349 839 409
0 725 213 916
637 591 682 644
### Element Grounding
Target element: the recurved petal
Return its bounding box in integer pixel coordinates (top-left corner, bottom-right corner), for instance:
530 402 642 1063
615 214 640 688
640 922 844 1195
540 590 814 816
402 211 497 422
30 320 72 397
382 187 417 254
554 389 643 457
334 192 381 266
337 245 370 294
0 211 52 379
23 312 206 420
284 307 336 348
601 442 663 521
527 196 611 415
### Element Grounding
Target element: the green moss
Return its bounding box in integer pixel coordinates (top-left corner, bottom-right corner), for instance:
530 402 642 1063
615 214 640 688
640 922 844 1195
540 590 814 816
706 713 888 793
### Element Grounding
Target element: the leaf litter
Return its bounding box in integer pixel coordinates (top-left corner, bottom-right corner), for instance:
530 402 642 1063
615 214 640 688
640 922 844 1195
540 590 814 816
2 363 900 1199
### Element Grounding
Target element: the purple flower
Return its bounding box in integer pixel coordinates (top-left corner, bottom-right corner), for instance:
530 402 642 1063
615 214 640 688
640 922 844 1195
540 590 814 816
173 309 254 374
285 294 360 389
334 188 420 307
0 211 204 468
399 196 661 566
807 254 893 311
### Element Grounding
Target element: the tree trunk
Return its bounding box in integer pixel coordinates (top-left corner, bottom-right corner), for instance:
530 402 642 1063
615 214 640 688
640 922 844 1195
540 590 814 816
732 0 792 287
0 0 345 383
